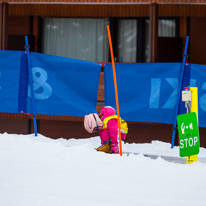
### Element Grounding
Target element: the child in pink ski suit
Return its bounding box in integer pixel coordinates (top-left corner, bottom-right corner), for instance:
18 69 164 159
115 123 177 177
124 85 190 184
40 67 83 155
98 106 127 154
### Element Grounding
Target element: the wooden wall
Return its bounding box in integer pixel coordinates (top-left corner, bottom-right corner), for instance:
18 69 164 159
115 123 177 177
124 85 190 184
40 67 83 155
159 4 206 17
8 4 150 17
0 3 8 50
189 17 206 65
7 4 206 18
0 4 2 49
8 16 30 35
3 0 206 3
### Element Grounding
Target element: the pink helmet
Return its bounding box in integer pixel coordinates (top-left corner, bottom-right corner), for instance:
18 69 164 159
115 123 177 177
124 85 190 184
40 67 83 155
84 113 103 133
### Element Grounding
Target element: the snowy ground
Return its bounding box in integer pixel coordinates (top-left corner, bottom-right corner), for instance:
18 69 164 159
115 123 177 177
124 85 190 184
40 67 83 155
0 132 206 206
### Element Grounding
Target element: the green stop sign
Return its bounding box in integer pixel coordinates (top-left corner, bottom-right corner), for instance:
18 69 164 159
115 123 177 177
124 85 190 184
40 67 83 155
177 112 200 157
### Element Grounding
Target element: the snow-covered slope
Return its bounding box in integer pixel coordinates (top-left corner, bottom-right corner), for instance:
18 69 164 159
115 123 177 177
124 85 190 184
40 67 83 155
0 133 206 206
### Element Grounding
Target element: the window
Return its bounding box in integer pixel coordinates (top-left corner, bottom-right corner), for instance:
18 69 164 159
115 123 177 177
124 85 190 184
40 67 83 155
158 19 176 37
144 18 177 62
116 19 137 63
42 17 177 63
42 18 109 62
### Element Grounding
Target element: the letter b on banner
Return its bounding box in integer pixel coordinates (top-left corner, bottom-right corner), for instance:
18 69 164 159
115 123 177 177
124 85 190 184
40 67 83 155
177 112 200 157
28 67 52 100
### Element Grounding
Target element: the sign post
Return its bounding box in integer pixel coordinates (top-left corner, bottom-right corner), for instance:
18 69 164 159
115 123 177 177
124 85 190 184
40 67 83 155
171 36 189 148
186 87 199 163
25 36 38 136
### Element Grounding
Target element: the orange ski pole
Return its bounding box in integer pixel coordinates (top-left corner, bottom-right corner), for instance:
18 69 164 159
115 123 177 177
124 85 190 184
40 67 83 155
106 25 122 156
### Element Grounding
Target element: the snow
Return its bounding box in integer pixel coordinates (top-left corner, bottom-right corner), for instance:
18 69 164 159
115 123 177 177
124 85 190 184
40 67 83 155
0 132 206 206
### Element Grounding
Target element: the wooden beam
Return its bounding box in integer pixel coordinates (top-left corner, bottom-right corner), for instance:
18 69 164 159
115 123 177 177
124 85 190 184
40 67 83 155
8 4 150 17
2 3 8 50
179 16 188 56
0 4 2 50
33 16 39 52
149 3 158 62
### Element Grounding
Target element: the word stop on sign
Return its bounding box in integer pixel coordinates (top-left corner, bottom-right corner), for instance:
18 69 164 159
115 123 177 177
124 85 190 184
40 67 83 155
177 112 200 157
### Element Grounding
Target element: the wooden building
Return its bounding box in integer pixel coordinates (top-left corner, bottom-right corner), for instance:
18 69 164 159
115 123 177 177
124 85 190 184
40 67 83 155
0 0 206 147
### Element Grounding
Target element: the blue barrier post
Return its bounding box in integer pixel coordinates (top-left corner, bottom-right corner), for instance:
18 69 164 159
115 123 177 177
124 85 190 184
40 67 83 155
25 36 38 136
171 36 189 148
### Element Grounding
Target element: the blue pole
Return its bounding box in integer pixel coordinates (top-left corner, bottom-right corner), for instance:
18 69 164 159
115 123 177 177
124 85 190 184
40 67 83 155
25 36 38 136
171 36 189 148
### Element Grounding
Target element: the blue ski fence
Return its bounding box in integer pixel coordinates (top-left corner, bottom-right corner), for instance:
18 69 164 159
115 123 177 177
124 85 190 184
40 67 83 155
104 63 206 128
0 50 101 117
1 50 206 127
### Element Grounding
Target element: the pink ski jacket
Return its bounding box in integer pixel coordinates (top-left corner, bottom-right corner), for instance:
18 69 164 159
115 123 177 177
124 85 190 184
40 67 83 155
99 106 126 145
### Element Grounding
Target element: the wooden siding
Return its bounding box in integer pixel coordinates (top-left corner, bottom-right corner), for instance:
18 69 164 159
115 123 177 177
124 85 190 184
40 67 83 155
97 72 104 102
8 4 150 17
0 4 2 49
149 3 158 62
189 17 206 65
3 0 206 4
0 112 85 121
8 16 30 35
0 118 29 134
159 4 206 17
5 3 206 18
2 3 7 49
